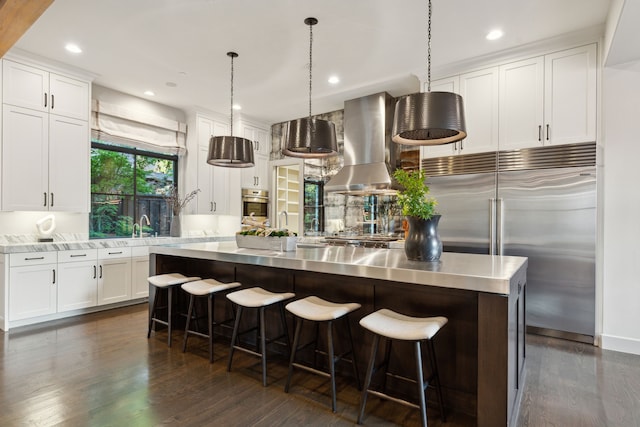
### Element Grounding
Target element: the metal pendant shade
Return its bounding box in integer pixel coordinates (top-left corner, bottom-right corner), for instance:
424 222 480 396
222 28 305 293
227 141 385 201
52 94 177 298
284 17 338 158
392 91 466 145
207 52 254 168
392 0 466 146
283 117 337 158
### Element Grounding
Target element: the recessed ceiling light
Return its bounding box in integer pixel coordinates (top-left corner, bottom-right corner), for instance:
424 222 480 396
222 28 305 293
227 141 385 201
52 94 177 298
144 90 155 96
328 75 340 84
65 43 82 54
232 104 242 111
486 29 504 41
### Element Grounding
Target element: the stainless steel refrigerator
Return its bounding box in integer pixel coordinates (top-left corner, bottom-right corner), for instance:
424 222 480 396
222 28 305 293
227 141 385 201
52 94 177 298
424 143 596 342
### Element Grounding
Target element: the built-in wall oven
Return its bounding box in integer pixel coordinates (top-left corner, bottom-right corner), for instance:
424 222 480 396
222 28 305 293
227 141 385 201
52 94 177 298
241 188 269 224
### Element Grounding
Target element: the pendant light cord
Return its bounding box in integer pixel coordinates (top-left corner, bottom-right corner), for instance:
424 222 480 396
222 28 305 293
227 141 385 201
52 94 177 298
427 0 432 92
230 53 235 136
308 19 313 135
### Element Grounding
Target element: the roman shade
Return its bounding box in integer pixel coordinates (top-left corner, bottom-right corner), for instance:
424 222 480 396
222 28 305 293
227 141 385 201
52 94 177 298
91 99 187 155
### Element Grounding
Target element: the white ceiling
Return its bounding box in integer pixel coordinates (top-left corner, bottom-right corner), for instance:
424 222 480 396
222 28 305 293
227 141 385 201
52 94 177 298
13 0 612 124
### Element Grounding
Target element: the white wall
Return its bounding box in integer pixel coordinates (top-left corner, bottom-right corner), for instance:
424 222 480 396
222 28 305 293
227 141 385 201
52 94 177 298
601 62 640 355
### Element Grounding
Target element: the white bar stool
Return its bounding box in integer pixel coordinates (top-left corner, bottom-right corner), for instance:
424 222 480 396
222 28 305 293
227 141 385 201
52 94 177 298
147 273 200 347
226 287 295 386
357 309 448 427
284 296 361 413
181 278 241 362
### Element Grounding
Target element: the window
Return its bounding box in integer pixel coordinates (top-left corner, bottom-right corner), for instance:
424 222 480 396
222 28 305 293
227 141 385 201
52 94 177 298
90 140 177 238
304 180 324 233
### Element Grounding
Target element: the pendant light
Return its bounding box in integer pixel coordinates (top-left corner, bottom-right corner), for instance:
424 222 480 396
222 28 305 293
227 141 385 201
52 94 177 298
283 17 338 158
207 52 254 167
392 0 466 146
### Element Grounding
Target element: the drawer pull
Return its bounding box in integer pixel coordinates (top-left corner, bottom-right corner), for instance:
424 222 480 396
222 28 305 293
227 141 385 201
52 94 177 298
70 254 87 258
108 251 123 255
25 256 45 261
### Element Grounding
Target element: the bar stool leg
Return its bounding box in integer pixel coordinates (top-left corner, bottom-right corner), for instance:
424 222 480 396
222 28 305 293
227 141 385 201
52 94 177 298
259 306 267 387
208 294 214 363
357 333 380 425
327 320 337 413
345 316 361 390
285 317 303 393
182 294 196 352
167 287 174 347
147 290 159 338
429 339 446 422
279 303 291 358
227 305 243 372
415 341 428 427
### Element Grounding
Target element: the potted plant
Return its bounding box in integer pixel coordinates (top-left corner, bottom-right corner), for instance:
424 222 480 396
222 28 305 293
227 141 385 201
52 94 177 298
393 169 442 261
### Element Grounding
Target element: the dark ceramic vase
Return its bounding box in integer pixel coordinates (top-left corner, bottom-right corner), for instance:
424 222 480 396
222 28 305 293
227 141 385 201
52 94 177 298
404 215 442 261
169 215 181 237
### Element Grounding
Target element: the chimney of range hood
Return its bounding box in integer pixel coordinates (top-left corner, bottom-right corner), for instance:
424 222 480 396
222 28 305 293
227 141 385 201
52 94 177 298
325 92 406 195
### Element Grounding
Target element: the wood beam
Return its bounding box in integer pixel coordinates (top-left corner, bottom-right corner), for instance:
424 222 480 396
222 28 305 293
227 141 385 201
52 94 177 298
0 0 54 58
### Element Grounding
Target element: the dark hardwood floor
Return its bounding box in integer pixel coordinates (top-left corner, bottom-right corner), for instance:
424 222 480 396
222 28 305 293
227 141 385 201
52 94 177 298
1 304 639 426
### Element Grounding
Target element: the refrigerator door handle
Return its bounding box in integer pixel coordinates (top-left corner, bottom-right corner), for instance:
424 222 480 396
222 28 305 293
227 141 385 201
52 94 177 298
497 198 504 256
489 198 496 255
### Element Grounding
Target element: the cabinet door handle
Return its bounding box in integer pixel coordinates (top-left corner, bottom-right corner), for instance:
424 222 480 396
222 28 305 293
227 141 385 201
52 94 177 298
213 202 217 212
255 140 259 151
460 140 464 151
538 125 542 141
210 201 213 212
93 265 97 279
99 265 103 279
50 193 54 207
44 93 47 108
44 192 47 207
25 256 45 261
51 94 55 109
52 269 56 284
546 124 550 141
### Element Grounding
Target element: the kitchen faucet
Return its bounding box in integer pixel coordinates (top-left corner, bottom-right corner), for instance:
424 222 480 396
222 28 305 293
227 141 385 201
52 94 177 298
133 215 151 238
278 210 288 229
139 215 150 237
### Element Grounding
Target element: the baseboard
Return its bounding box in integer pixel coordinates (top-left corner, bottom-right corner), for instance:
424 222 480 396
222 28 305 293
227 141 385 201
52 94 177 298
600 333 640 356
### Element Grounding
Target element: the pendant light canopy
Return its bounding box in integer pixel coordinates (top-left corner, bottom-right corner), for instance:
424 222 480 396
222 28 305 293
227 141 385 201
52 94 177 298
207 52 254 168
392 0 466 146
283 17 338 158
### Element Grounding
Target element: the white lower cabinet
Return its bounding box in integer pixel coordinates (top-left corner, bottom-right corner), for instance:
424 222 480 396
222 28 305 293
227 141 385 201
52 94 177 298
8 252 57 321
97 248 132 305
57 249 98 312
131 246 150 298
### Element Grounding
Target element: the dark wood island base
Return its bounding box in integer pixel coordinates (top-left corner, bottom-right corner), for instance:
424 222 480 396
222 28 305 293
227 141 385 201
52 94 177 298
150 243 527 427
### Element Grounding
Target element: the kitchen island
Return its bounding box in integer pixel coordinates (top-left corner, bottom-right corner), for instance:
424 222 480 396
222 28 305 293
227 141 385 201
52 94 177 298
150 242 527 427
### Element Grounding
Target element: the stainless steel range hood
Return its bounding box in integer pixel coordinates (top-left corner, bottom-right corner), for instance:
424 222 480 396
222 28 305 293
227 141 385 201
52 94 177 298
325 92 401 195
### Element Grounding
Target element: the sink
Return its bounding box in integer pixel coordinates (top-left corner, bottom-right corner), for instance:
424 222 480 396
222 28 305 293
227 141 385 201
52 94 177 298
296 243 328 249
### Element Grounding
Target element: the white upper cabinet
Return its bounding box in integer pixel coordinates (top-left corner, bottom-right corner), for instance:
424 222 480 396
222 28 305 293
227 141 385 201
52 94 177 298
421 67 499 158
240 121 270 190
459 67 500 154
194 114 240 215
1 58 90 212
499 44 597 150
2 59 89 120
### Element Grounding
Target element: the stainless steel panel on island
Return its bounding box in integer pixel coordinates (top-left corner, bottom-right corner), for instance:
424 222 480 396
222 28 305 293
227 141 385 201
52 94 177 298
149 242 527 427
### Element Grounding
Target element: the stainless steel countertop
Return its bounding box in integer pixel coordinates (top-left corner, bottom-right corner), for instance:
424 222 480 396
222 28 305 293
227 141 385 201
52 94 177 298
150 241 527 295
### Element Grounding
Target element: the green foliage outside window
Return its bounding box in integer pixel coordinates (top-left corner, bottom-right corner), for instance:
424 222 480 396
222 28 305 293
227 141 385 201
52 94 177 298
90 141 177 239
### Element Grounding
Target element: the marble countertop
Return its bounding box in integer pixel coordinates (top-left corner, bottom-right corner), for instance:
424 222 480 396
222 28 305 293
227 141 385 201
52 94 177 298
0 236 234 254
150 241 527 295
